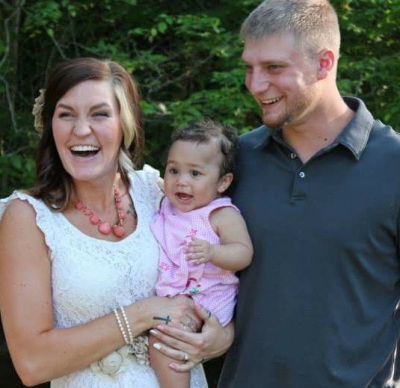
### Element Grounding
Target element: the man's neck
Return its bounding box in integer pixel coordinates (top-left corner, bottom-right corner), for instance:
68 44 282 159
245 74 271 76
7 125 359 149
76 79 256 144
282 101 354 163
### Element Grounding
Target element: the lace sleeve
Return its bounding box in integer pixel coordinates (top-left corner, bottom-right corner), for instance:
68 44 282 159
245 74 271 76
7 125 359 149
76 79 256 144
133 164 164 212
0 195 12 221
0 191 22 220
0 191 56 260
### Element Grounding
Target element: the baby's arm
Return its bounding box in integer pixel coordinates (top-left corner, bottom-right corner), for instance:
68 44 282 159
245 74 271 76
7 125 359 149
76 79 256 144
185 206 253 271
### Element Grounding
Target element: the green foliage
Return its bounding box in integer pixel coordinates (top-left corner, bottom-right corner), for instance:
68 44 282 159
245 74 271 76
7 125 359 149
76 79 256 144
0 0 399 197
0 152 36 191
336 0 400 127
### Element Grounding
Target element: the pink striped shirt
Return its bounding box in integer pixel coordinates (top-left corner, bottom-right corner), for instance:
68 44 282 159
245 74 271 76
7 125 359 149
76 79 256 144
151 197 239 326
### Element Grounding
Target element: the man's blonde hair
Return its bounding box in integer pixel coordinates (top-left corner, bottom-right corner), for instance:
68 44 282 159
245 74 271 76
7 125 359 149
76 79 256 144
240 0 341 61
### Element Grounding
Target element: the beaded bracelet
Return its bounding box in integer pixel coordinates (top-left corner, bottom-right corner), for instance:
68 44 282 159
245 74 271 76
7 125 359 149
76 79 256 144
120 306 134 344
113 308 129 345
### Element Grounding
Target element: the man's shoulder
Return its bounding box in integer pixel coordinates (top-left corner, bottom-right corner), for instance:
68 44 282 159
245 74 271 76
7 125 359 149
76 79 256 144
239 125 270 147
370 119 400 149
346 96 399 145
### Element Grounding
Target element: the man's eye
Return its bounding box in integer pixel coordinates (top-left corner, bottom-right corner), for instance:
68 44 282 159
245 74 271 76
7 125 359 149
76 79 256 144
268 64 283 71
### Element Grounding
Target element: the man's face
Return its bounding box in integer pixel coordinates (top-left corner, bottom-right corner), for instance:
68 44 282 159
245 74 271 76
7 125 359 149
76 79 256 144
242 33 319 129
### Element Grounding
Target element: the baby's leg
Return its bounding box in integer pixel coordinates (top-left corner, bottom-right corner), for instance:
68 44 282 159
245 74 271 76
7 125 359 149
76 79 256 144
149 334 190 388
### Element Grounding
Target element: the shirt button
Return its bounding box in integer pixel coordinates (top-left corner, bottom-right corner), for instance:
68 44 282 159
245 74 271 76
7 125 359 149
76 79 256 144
299 171 306 178
290 153 297 159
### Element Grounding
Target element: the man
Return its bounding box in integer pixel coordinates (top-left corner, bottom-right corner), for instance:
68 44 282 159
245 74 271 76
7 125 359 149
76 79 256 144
219 0 400 386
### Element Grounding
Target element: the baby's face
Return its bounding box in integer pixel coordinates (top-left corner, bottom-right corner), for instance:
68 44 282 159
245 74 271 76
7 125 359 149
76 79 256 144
163 140 225 212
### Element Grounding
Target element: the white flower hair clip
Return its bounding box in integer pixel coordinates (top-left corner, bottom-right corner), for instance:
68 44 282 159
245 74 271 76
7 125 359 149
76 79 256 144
32 89 45 133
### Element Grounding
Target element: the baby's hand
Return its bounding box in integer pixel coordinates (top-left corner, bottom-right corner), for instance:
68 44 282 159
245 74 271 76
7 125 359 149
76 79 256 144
185 236 214 265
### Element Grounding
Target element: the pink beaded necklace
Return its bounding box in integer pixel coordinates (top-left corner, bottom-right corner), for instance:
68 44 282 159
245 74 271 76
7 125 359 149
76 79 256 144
75 186 127 238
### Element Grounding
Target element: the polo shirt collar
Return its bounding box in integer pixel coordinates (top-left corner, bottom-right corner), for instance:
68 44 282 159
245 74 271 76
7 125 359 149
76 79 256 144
336 97 374 160
255 96 374 160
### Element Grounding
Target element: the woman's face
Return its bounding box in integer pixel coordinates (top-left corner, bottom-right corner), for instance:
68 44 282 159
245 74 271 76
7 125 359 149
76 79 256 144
52 80 123 185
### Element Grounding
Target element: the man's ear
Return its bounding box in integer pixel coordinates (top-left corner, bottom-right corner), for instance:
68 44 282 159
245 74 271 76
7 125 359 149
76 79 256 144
317 49 335 80
217 173 234 194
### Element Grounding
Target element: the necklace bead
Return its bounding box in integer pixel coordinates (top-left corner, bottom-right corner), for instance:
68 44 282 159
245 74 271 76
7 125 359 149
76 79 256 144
113 225 125 238
89 214 100 225
75 186 126 238
98 221 112 235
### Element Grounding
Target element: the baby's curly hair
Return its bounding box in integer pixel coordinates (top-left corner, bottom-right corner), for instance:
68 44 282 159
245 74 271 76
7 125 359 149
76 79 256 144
164 118 239 195
167 118 239 180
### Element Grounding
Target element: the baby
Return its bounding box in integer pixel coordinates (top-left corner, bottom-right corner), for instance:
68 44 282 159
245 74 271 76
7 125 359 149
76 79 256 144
150 118 253 387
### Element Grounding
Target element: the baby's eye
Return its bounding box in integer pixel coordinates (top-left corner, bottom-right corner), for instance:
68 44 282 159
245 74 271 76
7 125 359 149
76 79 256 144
168 167 178 175
191 170 200 177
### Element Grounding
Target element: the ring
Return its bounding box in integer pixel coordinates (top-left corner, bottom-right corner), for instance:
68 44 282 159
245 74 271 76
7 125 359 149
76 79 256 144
183 351 190 362
181 323 190 331
186 318 197 332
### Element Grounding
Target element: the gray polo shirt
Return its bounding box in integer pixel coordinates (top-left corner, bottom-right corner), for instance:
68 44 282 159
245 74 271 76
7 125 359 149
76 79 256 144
219 97 400 387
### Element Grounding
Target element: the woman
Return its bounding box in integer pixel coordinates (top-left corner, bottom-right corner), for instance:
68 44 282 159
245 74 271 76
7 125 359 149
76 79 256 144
0 58 232 387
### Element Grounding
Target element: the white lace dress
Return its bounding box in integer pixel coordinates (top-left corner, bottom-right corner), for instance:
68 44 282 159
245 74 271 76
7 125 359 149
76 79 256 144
0 165 207 388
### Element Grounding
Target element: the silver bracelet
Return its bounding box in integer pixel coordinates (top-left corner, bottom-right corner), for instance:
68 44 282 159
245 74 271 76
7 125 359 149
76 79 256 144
120 306 134 344
114 308 129 345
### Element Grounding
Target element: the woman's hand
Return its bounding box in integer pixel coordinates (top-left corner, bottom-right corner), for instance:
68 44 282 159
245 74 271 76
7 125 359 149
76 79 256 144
149 303 234 372
136 294 202 333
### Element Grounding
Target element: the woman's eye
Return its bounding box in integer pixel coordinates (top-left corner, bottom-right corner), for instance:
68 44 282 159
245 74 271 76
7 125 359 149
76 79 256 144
94 111 110 117
58 112 72 118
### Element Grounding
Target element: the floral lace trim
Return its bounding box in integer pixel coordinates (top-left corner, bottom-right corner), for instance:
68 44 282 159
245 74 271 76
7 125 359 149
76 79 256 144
90 335 149 376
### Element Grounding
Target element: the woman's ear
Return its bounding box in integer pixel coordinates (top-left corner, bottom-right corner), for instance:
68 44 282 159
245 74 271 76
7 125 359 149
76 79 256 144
217 173 234 194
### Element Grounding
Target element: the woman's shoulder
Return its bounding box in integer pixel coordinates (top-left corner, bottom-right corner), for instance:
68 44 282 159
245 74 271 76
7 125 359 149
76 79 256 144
129 165 163 194
0 191 54 230
128 165 164 212
130 164 160 182
1 191 66 256
0 191 37 220
0 192 45 243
